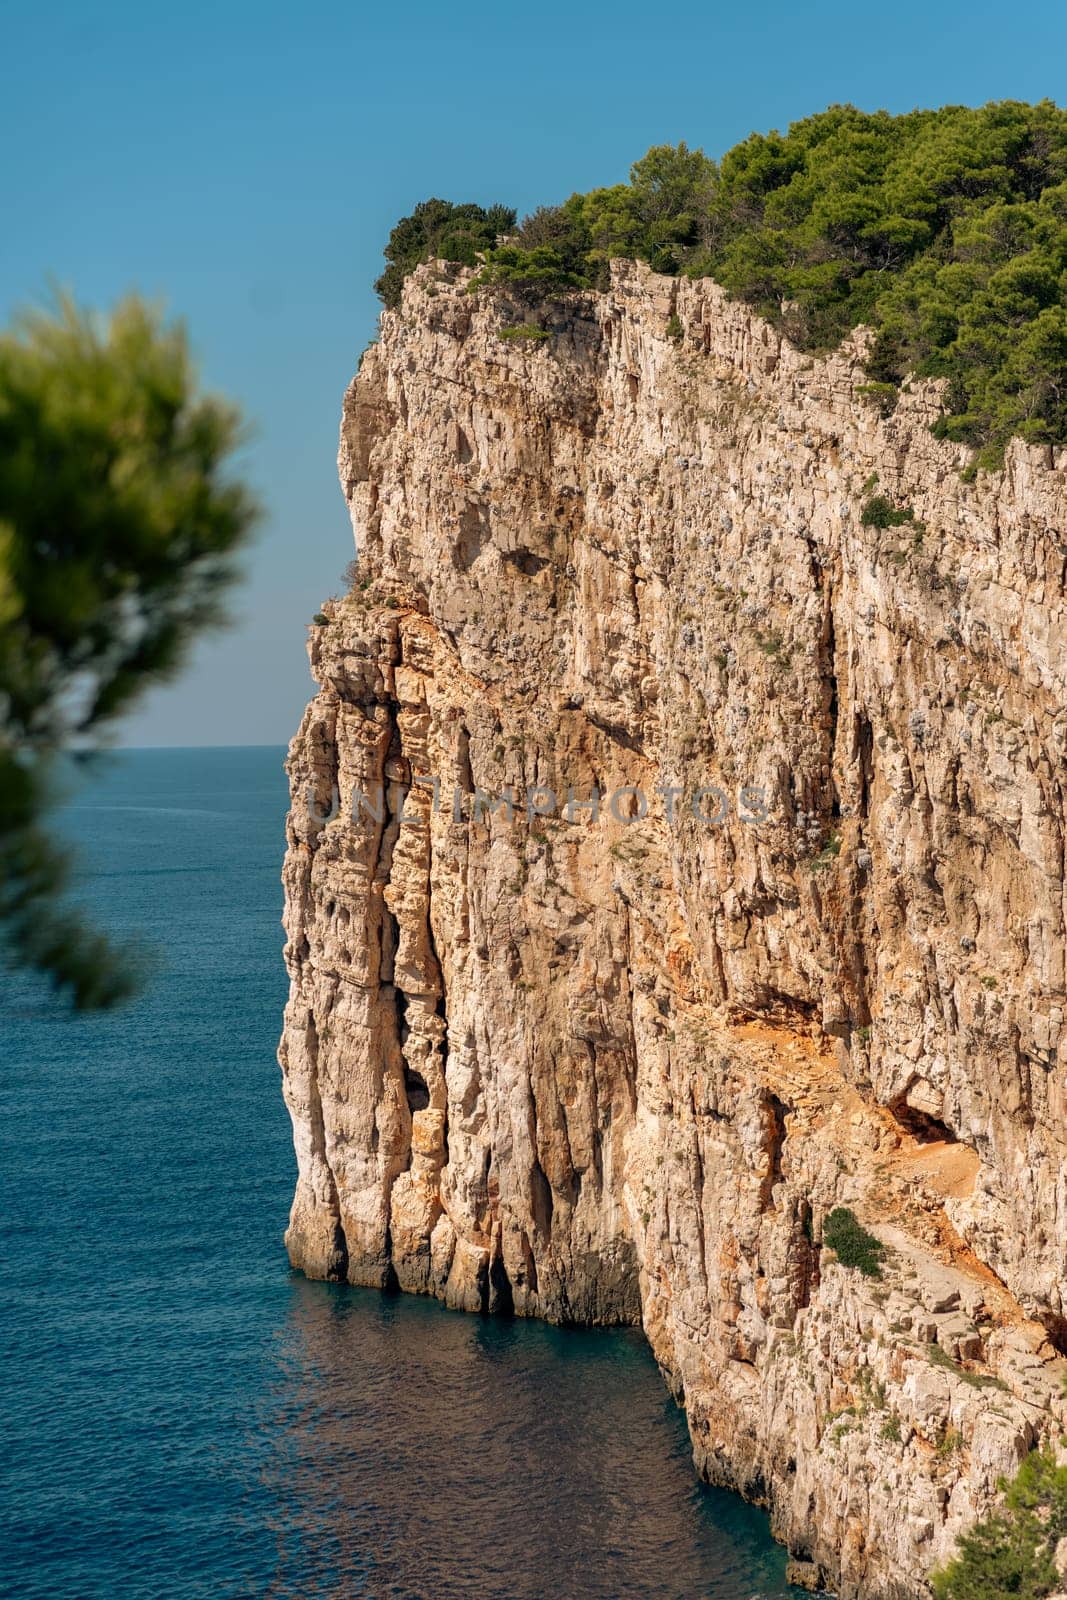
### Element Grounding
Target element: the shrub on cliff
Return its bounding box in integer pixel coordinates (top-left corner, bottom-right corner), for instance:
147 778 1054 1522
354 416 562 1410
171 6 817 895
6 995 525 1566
933 1448 1067 1600
376 103 1067 461
374 199 517 307
861 494 917 528
496 323 552 341
470 246 587 294
822 1207 885 1276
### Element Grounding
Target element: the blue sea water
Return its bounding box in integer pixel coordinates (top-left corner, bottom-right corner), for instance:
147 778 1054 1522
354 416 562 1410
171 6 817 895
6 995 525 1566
0 747 797 1600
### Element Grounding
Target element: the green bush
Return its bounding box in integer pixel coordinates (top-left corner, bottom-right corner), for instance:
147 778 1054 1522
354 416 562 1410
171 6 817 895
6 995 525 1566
374 199 516 307
469 246 586 293
823 1207 885 1277
497 323 551 342
862 494 916 528
809 833 842 872
375 103 1067 460
856 381 899 417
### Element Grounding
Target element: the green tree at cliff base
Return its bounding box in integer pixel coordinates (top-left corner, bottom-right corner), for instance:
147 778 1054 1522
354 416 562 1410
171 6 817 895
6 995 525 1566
376 102 1067 467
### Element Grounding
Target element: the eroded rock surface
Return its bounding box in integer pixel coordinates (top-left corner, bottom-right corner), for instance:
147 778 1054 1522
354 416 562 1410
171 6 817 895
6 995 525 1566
279 260 1067 1597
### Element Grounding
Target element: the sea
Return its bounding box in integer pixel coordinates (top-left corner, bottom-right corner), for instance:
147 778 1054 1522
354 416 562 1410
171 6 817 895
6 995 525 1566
0 746 798 1599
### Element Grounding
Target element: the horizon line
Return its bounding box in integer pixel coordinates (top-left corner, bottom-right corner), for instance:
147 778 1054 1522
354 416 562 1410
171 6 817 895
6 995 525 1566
111 742 290 752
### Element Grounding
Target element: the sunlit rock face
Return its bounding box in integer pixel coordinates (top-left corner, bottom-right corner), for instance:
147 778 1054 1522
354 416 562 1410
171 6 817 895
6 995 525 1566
279 259 1067 1598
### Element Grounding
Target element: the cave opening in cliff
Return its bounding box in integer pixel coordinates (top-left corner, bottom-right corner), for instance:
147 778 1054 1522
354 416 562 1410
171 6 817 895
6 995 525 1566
404 1067 430 1112
887 1095 956 1145
1037 1311 1067 1358
503 546 550 577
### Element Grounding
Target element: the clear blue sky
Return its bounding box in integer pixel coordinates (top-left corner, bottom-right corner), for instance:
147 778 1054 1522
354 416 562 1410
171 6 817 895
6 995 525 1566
1 0 1059 745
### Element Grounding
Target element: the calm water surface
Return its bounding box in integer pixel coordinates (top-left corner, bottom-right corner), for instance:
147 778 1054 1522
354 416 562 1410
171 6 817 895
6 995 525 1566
0 747 797 1599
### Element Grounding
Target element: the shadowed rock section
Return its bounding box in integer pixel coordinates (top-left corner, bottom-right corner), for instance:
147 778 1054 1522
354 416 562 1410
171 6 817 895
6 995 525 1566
279 260 1067 1597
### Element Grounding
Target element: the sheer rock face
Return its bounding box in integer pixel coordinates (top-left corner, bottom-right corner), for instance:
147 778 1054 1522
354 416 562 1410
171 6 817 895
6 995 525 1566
279 260 1067 1597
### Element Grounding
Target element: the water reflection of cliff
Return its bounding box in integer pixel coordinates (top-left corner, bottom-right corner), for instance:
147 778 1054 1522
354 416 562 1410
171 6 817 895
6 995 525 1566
258 1280 795 1599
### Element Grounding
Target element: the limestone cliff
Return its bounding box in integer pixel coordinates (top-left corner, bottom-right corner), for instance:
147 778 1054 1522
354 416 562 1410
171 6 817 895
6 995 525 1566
278 259 1067 1597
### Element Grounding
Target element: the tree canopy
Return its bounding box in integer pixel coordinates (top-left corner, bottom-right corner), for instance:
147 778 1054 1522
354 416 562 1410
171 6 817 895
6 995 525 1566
932 1448 1067 1600
376 102 1067 464
0 295 258 1005
374 200 517 307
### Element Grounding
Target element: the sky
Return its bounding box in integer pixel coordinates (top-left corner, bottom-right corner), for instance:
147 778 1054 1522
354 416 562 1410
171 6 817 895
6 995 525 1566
1 0 1060 746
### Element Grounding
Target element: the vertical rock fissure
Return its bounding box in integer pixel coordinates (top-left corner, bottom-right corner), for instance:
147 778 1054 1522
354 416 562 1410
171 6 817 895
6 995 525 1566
305 1010 350 1282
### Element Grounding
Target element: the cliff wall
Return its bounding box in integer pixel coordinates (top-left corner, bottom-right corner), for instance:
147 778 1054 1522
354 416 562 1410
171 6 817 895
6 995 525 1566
278 259 1067 1596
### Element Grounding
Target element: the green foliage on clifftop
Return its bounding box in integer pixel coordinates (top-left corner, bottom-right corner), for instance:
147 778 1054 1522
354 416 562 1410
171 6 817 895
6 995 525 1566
377 102 1067 463
374 200 517 308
